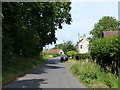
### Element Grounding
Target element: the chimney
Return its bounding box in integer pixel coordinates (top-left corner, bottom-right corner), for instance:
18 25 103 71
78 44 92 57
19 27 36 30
83 34 86 39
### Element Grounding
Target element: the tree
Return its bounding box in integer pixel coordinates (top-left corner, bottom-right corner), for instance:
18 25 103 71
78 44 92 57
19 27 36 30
89 16 120 75
62 41 77 53
89 16 120 42
53 44 63 49
53 41 77 54
2 2 72 64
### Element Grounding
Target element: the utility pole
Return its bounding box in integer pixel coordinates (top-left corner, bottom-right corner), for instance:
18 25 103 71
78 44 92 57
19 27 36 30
118 1 120 22
78 32 80 40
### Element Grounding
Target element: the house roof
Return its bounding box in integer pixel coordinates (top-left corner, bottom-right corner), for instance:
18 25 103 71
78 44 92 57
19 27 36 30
43 49 63 53
77 38 89 44
103 31 120 38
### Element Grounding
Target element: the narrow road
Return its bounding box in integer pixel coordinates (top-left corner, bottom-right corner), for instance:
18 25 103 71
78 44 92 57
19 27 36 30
4 57 86 88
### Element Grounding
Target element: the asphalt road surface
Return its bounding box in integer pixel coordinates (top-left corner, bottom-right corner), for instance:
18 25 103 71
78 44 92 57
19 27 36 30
4 57 86 88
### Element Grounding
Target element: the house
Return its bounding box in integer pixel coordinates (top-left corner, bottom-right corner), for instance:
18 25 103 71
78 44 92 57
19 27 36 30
76 34 89 53
102 31 120 38
43 49 64 54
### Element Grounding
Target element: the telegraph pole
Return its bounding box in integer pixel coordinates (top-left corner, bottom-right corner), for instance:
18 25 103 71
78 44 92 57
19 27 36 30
78 32 80 40
118 1 120 22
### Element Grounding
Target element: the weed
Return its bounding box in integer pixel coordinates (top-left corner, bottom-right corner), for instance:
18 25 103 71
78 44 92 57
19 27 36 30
70 60 119 88
2 56 48 85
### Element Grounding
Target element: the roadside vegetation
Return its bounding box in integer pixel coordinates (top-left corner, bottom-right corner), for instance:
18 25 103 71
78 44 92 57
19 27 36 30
89 16 120 76
2 55 51 85
2 2 72 86
70 60 118 88
90 35 120 75
68 16 120 88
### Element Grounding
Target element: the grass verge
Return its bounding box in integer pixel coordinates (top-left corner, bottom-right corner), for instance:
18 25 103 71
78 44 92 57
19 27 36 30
70 60 119 88
2 56 51 85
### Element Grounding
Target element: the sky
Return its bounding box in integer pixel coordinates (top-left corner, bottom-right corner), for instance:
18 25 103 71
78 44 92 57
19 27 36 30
44 1 119 49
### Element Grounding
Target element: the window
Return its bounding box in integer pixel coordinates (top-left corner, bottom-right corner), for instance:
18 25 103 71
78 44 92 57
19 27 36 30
80 45 82 49
60 52 62 54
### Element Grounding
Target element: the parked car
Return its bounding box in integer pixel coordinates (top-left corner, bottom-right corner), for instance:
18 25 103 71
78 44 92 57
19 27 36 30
60 55 69 62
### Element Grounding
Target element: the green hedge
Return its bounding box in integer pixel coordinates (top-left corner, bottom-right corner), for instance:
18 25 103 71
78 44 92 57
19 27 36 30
74 53 92 60
90 35 120 75
66 51 77 58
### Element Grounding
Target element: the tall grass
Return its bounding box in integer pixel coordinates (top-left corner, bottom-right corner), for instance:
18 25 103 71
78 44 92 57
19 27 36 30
2 56 49 85
70 60 119 88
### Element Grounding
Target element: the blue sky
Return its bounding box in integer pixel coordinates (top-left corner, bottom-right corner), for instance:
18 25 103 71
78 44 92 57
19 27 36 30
44 1 118 49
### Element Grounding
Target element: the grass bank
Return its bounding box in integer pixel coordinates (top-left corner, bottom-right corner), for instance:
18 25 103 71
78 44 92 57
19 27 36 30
2 55 51 85
69 60 119 88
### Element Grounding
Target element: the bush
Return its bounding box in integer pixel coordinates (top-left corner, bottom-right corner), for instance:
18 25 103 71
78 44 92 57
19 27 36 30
66 51 77 58
74 53 92 60
90 35 120 75
52 53 61 57
70 60 118 88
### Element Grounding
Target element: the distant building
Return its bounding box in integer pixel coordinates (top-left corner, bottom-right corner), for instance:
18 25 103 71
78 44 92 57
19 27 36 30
102 31 120 38
76 34 89 53
43 49 64 54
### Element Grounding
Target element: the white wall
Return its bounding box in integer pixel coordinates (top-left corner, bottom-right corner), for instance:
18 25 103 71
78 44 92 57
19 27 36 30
78 39 89 53
77 35 89 53
59 50 64 54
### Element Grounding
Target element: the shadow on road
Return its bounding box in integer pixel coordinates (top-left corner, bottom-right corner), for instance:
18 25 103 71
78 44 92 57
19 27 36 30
5 79 48 88
45 64 65 69
4 58 64 88
46 58 60 64
28 58 64 74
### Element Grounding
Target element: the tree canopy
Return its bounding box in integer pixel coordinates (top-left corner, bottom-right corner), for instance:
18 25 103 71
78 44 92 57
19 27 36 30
89 16 120 75
89 16 120 42
2 2 72 64
53 41 77 54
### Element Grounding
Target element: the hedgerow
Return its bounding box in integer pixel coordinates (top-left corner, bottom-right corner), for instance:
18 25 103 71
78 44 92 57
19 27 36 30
75 53 91 60
90 35 120 75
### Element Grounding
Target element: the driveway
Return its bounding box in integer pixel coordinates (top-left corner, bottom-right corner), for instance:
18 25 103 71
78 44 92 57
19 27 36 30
4 57 86 88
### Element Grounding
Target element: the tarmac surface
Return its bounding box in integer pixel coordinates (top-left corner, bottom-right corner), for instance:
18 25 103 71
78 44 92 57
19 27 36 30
4 57 86 88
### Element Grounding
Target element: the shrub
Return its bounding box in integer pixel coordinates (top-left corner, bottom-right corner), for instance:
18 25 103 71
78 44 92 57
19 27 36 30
74 53 92 60
66 51 77 58
90 35 120 75
70 60 118 88
40 52 45 56
52 53 61 57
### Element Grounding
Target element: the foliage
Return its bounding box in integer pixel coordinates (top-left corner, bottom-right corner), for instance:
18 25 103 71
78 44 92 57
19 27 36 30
52 53 61 57
62 41 77 53
2 2 72 64
90 35 120 75
74 53 91 60
53 44 63 49
89 16 120 42
89 16 120 75
2 56 48 85
53 41 77 54
66 51 77 57
70 60 118 88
